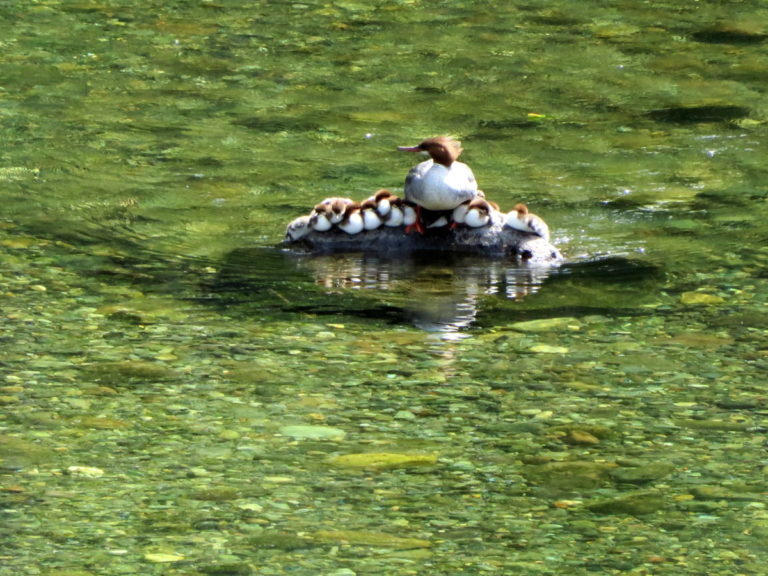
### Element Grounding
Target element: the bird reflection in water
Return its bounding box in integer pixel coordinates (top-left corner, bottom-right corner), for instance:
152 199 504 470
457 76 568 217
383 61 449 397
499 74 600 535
295 253 553 340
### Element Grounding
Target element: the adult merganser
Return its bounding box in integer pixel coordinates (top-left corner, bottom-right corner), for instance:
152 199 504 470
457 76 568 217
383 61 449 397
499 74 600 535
337 202 365 234
310 197 353 231
452 198 498 228
505 203 550 241
398 136 479 233
285 215 312 241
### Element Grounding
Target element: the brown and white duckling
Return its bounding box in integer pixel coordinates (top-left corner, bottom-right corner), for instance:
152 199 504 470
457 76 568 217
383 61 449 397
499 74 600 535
310 197 353 231
363 189 395 218
505 203 550 241
360 198 384 230
401 201 418 228
337 202 365 235
383 197 405 227
452 197 498 228
285 215 313 241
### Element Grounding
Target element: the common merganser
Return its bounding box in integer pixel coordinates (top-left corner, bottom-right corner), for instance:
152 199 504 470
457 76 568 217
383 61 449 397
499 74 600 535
310 197 353 231
337 202 365 234
285 215 312 241
505 203 550 241
398 136 479 233
452 198 497 228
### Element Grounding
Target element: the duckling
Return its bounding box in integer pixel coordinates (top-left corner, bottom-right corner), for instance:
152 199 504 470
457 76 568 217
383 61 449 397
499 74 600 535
505 203 550 241
452 197 498 228
383 197 405 227
360 198 384 230
364 189 395 218
310 197 353 231
337 202 365 234
285 215 312 241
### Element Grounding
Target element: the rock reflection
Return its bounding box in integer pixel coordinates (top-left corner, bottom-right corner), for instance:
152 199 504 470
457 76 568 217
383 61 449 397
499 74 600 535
295 253 554 338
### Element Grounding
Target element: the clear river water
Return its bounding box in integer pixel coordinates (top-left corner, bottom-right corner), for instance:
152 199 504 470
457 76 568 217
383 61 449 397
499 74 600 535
1 1 767 575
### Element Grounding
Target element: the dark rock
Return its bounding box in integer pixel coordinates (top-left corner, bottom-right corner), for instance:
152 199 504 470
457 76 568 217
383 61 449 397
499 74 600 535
282 224 563 266
692 26 767 44
647 105 750 124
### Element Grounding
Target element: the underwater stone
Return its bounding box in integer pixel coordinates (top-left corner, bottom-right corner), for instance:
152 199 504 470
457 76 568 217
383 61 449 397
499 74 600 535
278 425 347 440
608 462 675 485
311 529 431 549
524 460 617 492
585 491 666 516
327 452 439 470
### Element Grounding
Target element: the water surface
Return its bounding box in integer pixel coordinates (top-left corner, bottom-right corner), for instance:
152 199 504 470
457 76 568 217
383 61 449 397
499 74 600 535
2 1 768 574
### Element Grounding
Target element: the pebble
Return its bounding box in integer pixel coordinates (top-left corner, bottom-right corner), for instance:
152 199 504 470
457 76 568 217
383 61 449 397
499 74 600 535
312 529 431 549
529 344 570 354
278 425 347 440
218 429 241 440
680 292 725 305
562 429 600 445
144 552 185 563
66 465 105 478
508 317 580 332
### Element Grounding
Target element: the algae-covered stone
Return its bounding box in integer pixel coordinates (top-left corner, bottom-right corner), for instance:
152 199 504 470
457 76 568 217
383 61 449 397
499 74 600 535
561 429 601 445
524 460 617 492
690 485 763 501
81 360 178 386
312 529 431 549
246 531 315 550
198 562 253 575
192 486 241 501
585 491 666 516
327 452 438 470
609 462 674 485
144 551 185 563
0 435 56 468
680 292 725 305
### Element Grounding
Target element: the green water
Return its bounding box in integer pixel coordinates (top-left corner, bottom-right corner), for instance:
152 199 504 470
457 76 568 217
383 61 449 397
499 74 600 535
2 1 768 575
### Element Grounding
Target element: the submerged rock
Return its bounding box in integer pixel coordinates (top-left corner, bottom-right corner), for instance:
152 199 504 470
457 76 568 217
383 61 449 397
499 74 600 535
524 460 617 492
327 452 438 470
692 25 767 44
585 490 667 516
608 461 675 485
278 425 347 440
311 529 431 549
80 360 179 386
